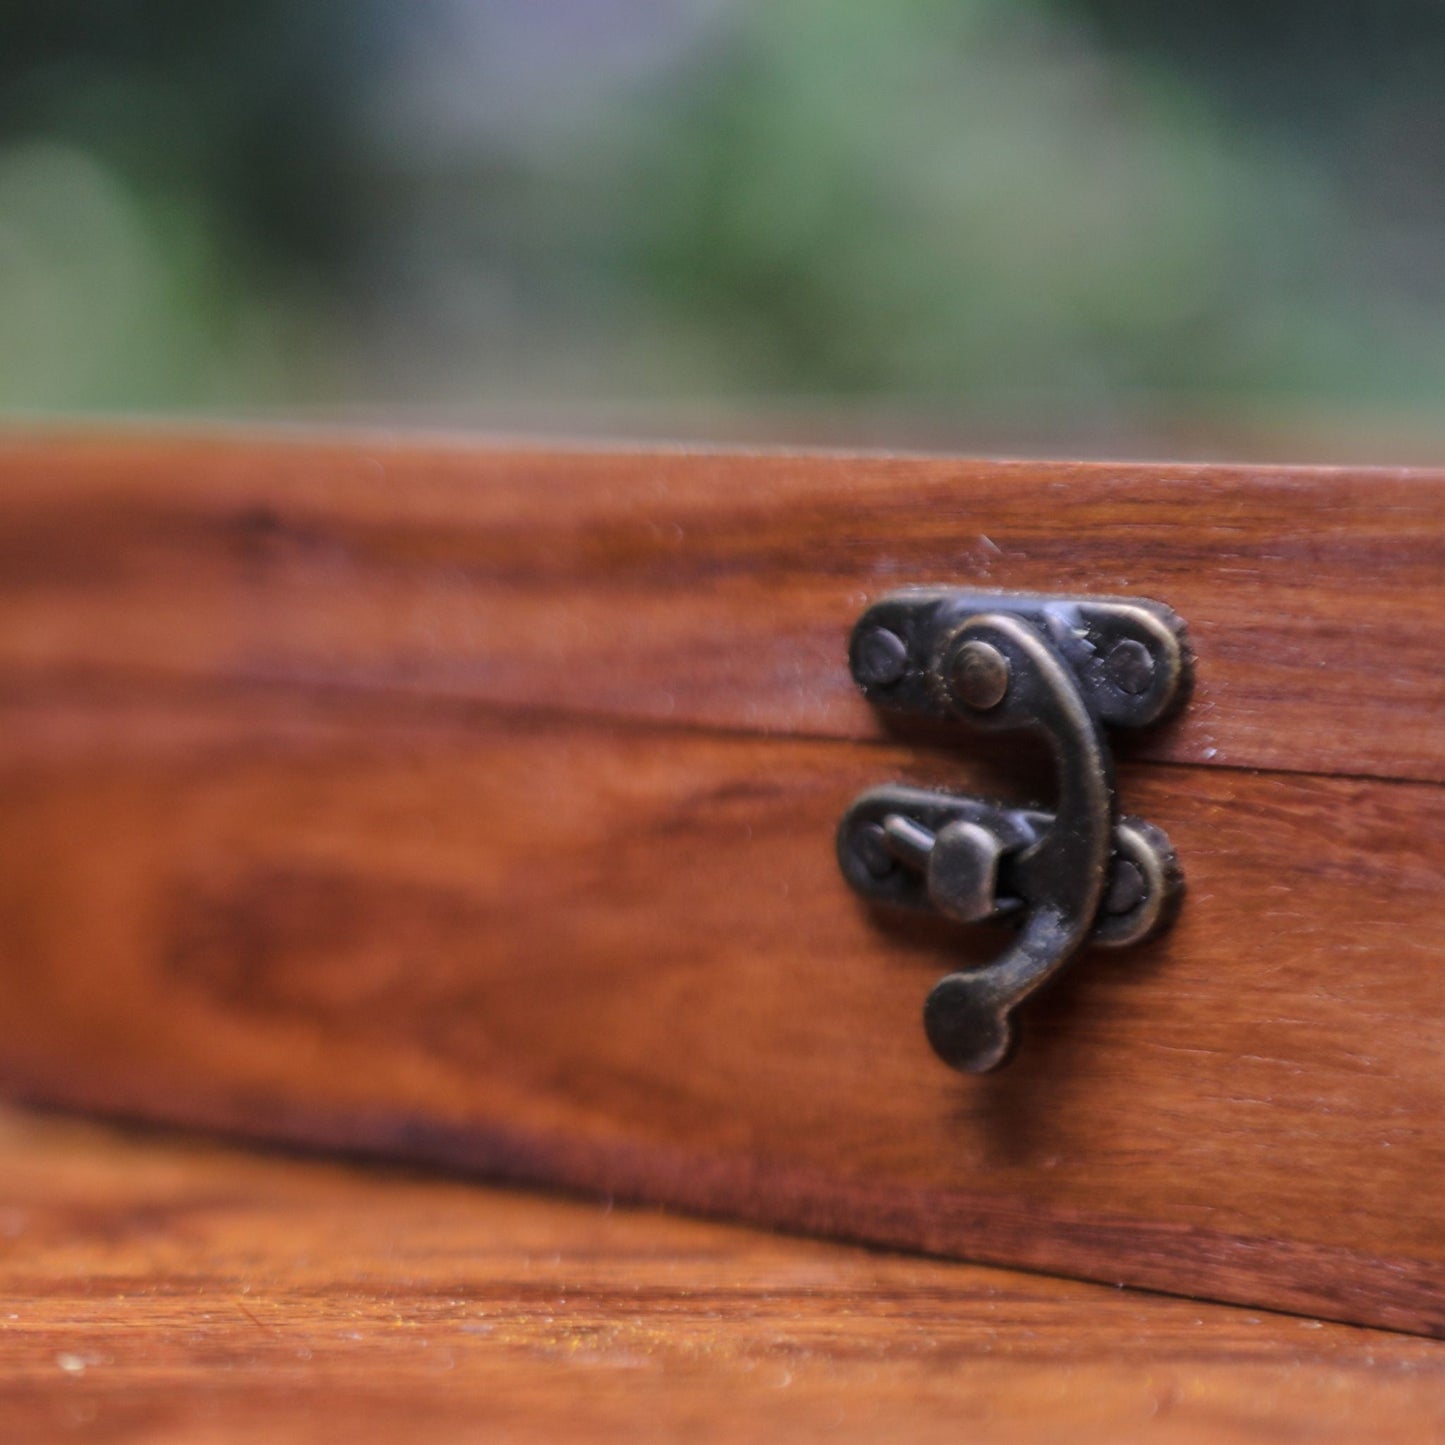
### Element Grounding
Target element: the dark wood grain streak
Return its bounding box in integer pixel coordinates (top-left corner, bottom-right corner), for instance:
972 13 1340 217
2 429 1444 783
9 1106 1445 1445
1 685 1442 1335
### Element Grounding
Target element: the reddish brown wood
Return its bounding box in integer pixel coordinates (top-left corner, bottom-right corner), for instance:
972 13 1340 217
1 429 1444 782
0 683 1442 1336
5 1105 1445 1445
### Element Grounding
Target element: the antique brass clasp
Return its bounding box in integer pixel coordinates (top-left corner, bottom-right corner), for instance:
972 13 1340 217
837 590 1190 1073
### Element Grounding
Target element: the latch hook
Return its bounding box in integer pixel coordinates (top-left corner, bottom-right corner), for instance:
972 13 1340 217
837 591 1190 1072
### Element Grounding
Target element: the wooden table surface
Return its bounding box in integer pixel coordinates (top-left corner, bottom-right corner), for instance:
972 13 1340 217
2 1107 1443 1444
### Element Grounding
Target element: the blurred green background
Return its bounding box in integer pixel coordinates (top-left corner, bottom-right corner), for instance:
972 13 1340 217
3 1 1444 443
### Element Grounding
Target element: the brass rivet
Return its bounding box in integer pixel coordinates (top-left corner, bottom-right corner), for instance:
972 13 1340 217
1105 859 1146 915
951 640 1010 711
1104 638 1155 696
855 627 908 687
849 821 895 878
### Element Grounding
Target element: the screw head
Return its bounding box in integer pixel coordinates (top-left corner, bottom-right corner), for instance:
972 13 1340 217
850 821 895 879
1104 638 1155 696
1105 858 1146 916
854 626 908 688
950 640 1010 711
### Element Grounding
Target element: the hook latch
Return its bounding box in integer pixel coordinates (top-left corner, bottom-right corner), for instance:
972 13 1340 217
836 590 1190 1073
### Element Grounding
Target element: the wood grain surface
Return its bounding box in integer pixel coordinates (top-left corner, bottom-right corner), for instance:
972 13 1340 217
5 1105 1445 1445
2 428 1444 783
1 681 1441 1336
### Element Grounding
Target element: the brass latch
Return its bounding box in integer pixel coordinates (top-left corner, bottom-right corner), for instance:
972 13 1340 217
837 591 1191 1073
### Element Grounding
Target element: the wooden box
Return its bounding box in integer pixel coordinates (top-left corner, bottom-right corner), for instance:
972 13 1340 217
2 429 1443 1335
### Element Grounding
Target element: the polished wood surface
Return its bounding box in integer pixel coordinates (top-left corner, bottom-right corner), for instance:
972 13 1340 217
4 1106 1445 1445
1 683 1441 1335
2 429 1444 783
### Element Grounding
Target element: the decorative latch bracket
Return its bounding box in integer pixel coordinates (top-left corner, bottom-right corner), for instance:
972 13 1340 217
836 590 1190 1073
